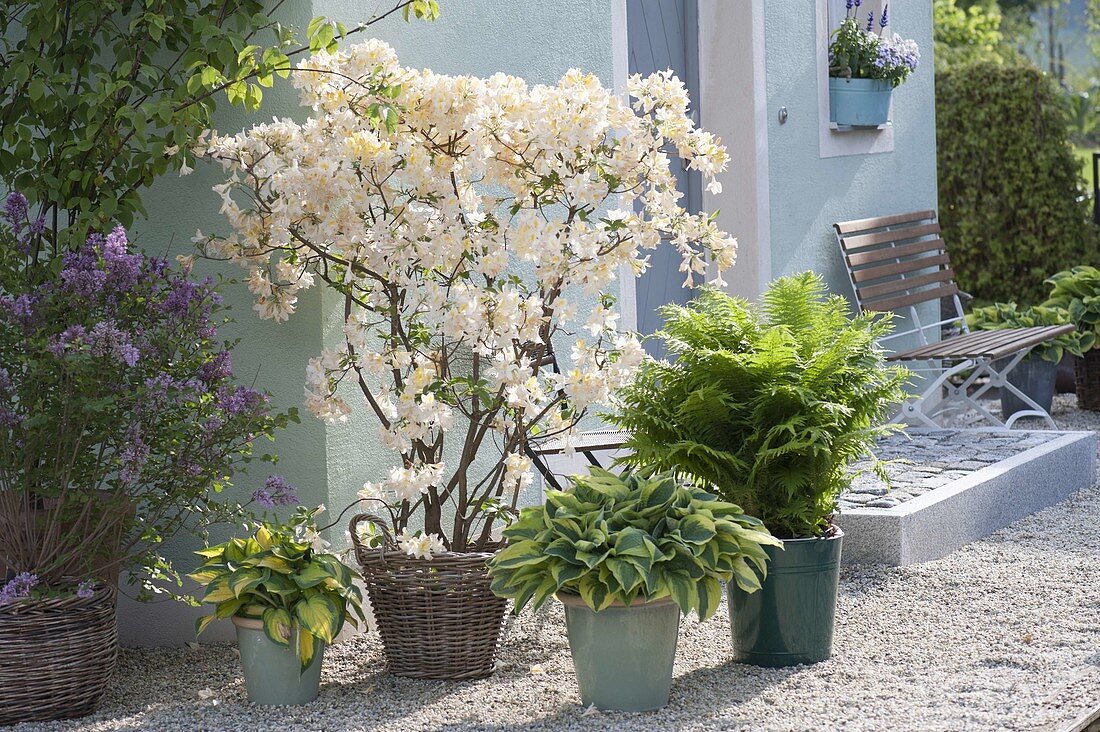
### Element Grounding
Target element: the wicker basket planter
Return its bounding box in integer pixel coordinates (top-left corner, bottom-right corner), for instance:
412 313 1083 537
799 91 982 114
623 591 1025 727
0 583 118 725
1075 350 1100 411
350 514 506 680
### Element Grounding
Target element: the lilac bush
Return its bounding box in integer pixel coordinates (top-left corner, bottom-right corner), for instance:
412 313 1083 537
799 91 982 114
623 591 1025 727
0 191 297 601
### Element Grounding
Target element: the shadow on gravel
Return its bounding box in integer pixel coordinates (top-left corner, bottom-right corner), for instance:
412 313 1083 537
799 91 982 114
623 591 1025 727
427 661 800 732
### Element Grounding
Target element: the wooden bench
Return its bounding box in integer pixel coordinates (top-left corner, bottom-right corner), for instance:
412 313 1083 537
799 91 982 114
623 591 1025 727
835 210 1074 428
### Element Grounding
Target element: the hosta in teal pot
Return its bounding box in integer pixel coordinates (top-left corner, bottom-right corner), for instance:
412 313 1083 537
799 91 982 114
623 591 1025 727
233 617 325 705
559 594 680 712
829 77 892 127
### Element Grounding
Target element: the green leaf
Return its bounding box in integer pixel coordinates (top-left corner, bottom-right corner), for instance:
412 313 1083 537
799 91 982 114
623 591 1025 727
578 573 615 612
665 572 696 616
297 627 317 672
263 607 293 647
291 563 334 590
491 541 547 570
195 614 217 637
695 577 722 620
202 577 236 604
295 593 340 644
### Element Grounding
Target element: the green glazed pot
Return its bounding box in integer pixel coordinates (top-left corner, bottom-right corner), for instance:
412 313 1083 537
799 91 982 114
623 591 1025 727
232 616 325 705
558 593 680 712
727 529 843 667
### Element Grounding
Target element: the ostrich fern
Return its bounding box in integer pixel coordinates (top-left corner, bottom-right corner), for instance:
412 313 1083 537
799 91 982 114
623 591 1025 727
610 273 910 539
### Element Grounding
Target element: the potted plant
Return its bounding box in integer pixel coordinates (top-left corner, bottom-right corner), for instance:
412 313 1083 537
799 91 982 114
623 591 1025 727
966 302 1093 417
199 39 738 679
190 506 364 706
1043 266 1100 411
487 468 779 712
829 3 920 127
0 194 290 724
611 273 910 667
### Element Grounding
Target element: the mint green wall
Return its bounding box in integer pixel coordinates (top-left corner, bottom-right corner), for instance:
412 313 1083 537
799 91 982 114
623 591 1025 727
763 2 938 298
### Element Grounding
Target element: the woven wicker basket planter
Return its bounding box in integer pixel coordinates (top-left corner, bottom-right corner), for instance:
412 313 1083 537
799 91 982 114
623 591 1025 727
350 514 506 680
0 583 118 725
1076 350 1100 412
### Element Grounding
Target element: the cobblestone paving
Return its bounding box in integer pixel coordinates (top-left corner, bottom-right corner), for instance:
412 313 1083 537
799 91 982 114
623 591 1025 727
840 429 1064 510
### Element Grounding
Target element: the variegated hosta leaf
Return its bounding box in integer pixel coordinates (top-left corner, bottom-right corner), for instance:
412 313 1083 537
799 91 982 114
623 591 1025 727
487 468 781 619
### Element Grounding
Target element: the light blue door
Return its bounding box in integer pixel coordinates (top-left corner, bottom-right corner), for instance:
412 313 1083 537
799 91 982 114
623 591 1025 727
628 0 701 355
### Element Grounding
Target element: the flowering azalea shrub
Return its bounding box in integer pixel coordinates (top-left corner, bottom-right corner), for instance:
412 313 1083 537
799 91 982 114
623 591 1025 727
199 39 736 553
830 2 920 87
0 192 295 599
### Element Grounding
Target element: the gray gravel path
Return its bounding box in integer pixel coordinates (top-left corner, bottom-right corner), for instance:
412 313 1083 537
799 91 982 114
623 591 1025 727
14 396 1100 732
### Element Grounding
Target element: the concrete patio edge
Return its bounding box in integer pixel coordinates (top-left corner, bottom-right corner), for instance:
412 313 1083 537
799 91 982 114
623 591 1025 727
837 429 1098 565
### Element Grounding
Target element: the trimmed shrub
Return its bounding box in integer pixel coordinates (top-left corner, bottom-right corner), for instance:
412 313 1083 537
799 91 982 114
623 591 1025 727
936 62 1097 304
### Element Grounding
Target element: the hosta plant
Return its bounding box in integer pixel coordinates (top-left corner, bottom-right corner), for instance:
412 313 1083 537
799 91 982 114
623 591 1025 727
190 506 364 670
966 302 1093 362
1043 266 1100 351
487 469 780 620
610 273 910 539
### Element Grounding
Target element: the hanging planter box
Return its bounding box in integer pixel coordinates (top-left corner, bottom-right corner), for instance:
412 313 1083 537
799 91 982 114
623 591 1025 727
829 77 892 127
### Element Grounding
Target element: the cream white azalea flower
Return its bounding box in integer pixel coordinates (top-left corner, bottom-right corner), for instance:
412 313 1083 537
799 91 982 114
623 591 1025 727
202 39 735 549
397 530 447 560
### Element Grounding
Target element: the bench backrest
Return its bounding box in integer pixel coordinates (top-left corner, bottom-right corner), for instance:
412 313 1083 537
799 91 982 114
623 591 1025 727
834 210 968 348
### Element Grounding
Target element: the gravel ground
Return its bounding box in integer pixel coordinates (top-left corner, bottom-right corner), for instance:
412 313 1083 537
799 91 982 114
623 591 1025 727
14 396 1100 732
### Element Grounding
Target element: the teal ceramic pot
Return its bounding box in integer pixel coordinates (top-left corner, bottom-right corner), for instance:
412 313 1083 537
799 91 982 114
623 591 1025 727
727 530 843 667
829 77 893 127
558 593 680 712
232 616 325 705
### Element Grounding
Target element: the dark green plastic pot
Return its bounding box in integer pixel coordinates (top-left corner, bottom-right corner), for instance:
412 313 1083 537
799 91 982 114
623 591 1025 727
558 593 680 712
727 529 843 667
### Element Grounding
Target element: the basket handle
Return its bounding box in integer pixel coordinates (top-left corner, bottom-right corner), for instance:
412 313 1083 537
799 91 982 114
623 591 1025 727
349 512 395 553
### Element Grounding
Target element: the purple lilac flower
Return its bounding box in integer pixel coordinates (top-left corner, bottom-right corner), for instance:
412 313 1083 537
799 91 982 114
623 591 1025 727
3 192 28 225
11 294 36 325
880 4 888 29
46 324 88 358
28 216 44 236
251 474 299 508
88 320 140 366
161 279 201 319
199 351 232 384
76 581 95 599
0 406 22 428
119 430 150 486
101 225 143 288
846 0 853 10
218 385 266 416
866 11 874 31
60 248 108 298
0 572 38 605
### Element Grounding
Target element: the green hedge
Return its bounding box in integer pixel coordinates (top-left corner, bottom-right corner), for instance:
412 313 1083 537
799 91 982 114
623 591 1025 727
936 62 1097 304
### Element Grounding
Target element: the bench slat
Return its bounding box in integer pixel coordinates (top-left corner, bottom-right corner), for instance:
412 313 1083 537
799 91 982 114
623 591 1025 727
845 238 948 267
840 222 942 251
862 283 960 312
833 209 937 235
850 253 952 283
857 269 957 301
